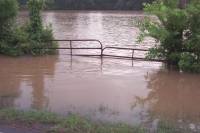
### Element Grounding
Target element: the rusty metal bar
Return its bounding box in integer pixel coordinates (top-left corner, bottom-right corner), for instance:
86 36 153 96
103 55 165 62
102 46 149 52
103 54 133 59
50 39 103 49
44 39 166 62
102 46 165 62
39 48 102 49
69 54 102 57
51 39 103 57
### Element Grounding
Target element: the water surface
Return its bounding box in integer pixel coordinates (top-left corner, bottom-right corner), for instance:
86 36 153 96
1 11 200 131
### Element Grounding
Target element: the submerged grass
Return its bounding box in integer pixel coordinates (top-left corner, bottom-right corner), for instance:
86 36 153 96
0 108 193 133
0 108 145 133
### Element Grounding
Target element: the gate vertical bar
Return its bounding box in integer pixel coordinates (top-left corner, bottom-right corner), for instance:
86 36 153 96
70 40 72 56
132 49 134 59
132 49 134 66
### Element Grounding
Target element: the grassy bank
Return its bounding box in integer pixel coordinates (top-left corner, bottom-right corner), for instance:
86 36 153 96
0 108 145 133
0 108 192 133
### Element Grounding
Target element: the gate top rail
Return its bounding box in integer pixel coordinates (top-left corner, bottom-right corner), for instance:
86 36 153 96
50 39 103 49
49 39 103 56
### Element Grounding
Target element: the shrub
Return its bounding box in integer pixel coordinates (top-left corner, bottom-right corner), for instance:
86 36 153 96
26 0 57 55
137 0 200 73
27 0 44 40
0 0 18 40
0 0 18 24
179 52 200 73
0 0 22 55
0 0 57 56
0 26 29 56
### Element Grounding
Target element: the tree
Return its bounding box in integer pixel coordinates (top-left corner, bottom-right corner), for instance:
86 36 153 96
0 0 23 56
0 0 57 56
26 0 58 55
138 0 200 73
27 0 44 40
0 0 18 38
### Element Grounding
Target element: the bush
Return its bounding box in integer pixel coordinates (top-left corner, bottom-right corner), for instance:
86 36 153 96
0 27 29 56
137 0 200 73
0 0 22 55
0 0 18 23
0 0 18 40
0 0 57 56
179 53 200 73
26 0 57 55
27 0 44 40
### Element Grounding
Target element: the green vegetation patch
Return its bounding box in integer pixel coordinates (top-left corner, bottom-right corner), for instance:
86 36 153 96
0 0 57 56
0 108 194 133
0 108 145 133
137 0 200 73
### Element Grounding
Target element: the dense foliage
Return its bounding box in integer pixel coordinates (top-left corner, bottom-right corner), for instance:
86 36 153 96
18 0 153 10
138 0 200 73
26 0 57 55
0 0 20 55
0 0 57 56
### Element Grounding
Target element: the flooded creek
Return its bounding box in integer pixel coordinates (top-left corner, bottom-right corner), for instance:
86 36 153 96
1 11 200 131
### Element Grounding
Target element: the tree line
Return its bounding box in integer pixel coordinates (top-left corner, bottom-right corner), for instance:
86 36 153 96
18 0 153 10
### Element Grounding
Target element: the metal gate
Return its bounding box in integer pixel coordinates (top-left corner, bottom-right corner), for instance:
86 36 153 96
47 39 165 62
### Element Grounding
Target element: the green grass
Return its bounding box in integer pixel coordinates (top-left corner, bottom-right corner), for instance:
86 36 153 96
0 108 192 133
0 108 144 133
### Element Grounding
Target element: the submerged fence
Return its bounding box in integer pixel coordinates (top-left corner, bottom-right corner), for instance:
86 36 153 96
47 39 166 62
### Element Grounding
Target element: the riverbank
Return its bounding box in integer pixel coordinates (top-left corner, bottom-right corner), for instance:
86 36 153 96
0 108 145 133
0 108 192 133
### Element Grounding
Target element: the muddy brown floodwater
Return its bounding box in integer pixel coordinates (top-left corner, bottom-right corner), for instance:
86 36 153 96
1 11 200 131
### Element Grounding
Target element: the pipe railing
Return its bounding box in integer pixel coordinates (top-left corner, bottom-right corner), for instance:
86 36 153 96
42 39 165 62
102 46 148 59
50 39 103 56
102 46 165 62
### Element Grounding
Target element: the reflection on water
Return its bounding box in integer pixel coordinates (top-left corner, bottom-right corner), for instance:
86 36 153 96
0 54 160 125
1 54 200 130
0 55 57 109
142 70 200 130
1 11 200 130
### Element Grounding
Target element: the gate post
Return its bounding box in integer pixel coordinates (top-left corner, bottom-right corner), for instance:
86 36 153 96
70 40 72 56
